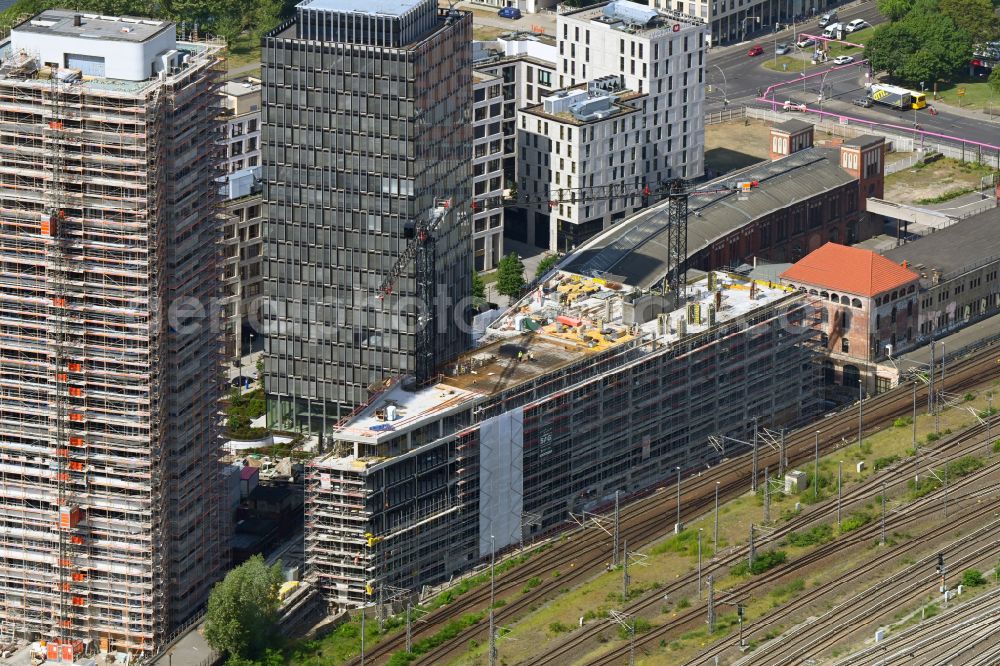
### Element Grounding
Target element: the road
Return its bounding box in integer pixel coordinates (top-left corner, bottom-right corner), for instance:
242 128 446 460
705 0 1000 148
769 64 1000 147
705 0 886 109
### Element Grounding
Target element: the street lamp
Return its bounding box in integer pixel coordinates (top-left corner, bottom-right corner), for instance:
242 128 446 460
711 64 729 106
773 23 780 67
817 69 832 111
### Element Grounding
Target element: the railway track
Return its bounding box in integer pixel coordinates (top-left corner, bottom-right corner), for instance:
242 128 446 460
554 456 1000 666
730 514 1000 665
830 586 1000 666
529 415 998 665
348 344 1000 666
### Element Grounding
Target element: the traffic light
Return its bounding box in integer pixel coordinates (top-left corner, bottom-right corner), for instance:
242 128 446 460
737 603 745 619
936 553 945 574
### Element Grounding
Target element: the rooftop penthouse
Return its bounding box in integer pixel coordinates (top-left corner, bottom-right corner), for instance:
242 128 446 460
2 10 219 94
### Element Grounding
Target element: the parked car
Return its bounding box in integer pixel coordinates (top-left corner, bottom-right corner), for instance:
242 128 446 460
796 37 816 48
833 55 855 65
845 19 868 33
775 42 791 55
498 6 521 19
782 100 807 112
852 97 872 107
747 45 764 56
818 11 837 27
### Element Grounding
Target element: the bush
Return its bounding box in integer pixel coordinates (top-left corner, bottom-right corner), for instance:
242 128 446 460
617 618 652 639
732 550 787 576
407 612 484 656
522 576 542 594
535 254 561 278
947 456 984 478
226 386 268 439
787 524 833 547
873 455 902 471
926 432 941 442
961 569 986 587
840 511 873 533
908 457 986 501
893 416 913 428
549 621 573 634
651 529 708 557
993 439 1000 453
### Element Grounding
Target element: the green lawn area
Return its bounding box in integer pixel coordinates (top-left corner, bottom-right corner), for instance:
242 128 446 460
763 54 820 73
224 32 261 71
826 26 874 58
763 27 874 73
933 76 1000 112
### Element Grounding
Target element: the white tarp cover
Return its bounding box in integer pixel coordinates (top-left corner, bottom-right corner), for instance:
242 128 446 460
478 406 524 557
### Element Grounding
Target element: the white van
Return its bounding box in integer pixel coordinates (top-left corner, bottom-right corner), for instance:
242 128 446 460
822 22 843 38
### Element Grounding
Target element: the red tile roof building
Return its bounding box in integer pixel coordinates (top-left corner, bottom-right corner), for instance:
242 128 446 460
780 242 919 298
781 243 920 395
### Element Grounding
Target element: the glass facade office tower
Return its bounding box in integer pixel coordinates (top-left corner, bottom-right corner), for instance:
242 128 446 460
262 0 473 436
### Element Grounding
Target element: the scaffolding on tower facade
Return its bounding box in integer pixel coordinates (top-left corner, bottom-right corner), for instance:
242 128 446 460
0 21 227 656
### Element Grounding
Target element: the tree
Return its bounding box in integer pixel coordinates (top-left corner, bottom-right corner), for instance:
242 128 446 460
865 13 973 84
472 271 485 300
990 66 1000 96
865 23 920 78
534 254 560 279
496 252 526 298
939 0 1000 45
250 0 285 40
961 569 986 587
877 0 914 20
205 556 285 661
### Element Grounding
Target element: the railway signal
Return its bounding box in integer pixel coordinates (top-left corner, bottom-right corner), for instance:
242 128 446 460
937 552 950 607
737 603 746 647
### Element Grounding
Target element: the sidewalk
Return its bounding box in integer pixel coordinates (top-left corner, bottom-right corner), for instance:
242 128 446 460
927 98 1000 125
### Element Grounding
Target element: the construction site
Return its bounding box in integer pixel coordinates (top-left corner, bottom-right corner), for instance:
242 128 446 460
306 267 823 609
0 11 226 660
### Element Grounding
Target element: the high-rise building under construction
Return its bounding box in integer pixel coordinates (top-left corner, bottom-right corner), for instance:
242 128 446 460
262 0 473 435
0 11 226 655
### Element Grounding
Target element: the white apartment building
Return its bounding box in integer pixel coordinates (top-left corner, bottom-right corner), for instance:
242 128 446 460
219 77 261 173
518 1 707 252
473 70 505 271
474 35 557 247
217 78 263 360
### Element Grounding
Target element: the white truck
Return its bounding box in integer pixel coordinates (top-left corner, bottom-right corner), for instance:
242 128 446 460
822 22 843 39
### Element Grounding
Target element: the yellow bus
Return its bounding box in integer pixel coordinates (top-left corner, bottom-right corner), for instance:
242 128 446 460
908 90 927 109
